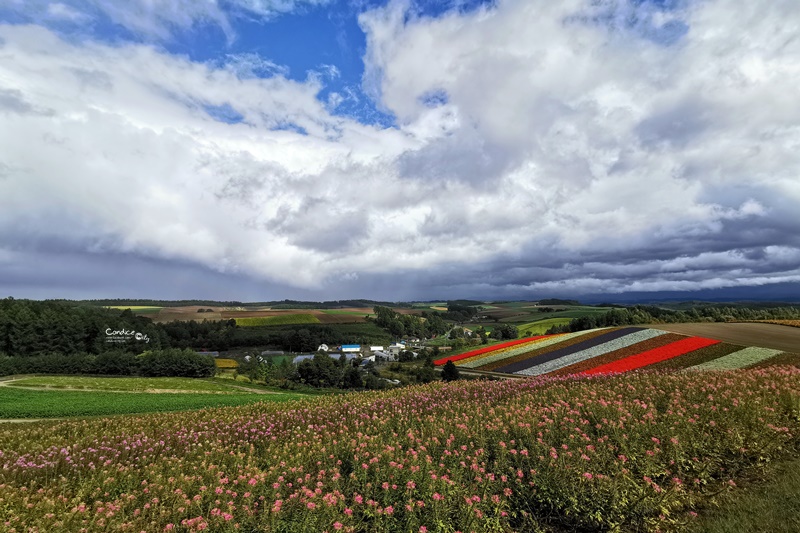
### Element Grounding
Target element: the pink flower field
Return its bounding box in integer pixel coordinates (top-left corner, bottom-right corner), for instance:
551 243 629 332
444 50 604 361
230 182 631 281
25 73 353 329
1 368 799 532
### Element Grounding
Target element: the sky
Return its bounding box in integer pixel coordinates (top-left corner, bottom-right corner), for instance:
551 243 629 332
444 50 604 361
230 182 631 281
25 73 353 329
0 0 799 302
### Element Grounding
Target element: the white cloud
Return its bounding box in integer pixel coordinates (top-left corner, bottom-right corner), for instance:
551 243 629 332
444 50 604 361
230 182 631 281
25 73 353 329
45 3 89 22
1 0 800 297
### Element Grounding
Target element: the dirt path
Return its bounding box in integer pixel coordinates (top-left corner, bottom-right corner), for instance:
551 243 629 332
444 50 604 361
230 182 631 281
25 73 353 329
647 323 800 352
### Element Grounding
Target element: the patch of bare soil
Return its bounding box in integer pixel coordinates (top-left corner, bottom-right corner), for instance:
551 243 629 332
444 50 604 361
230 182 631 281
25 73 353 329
646 323 800 353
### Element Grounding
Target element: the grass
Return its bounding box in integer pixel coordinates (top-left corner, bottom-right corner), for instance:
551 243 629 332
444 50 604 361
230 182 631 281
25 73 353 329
234 314 321 326
688 456 800 533
494 305 612 322
105 305 163 313
320 309 374 316
214 358 239 369
516 317 573 335
0 387 302 419
6 376 244 393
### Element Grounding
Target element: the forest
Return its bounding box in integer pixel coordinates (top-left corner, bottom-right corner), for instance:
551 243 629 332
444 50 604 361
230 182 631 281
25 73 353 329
547 304 800 333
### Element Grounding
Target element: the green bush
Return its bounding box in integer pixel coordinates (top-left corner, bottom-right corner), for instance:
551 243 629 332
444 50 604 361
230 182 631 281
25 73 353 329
137 349 216 378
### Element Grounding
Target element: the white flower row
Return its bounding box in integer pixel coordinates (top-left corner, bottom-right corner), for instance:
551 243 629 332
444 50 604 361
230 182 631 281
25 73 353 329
515 328 669 376
461 329 608 369
688 346 782 371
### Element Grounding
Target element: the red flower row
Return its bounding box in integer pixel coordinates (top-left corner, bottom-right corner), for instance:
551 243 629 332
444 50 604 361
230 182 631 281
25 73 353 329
433 336 548 366
581 336 720 375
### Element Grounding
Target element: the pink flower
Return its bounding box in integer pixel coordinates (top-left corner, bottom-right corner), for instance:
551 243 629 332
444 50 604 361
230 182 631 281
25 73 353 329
333 522 343 530
583 472 593 480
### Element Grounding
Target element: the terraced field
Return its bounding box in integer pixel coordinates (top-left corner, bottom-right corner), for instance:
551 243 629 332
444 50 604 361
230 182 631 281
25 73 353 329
434 326 800 376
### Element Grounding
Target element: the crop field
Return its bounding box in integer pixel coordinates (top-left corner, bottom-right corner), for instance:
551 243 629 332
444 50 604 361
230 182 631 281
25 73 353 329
434 327 800 377
1 369 799 532
234 314 321 326
105 305 163 312
516 318 573 336
647 322 800 352
0 387 302 419
153 306 223 322
214 358 239 369
3 376 247 393
480 305 612 324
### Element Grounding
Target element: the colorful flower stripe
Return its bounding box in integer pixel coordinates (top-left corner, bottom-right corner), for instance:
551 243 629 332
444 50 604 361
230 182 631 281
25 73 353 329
460 330 597 369
516 328 669 376
687 346 782 371
479 328 614 371
582 337 720 375
455 335 565 367
496 327 646 374
645 342 743 371
433 336 547 366
550 334 687 376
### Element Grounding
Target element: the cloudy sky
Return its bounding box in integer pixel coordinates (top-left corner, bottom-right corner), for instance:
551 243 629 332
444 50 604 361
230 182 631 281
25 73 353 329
1 0 799 302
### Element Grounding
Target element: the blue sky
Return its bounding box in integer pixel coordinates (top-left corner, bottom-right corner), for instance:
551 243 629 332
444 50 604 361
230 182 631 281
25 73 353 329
0 0 799 301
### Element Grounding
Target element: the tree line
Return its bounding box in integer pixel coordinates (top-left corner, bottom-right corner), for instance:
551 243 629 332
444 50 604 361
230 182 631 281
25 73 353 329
0 348 215 377
371 306 449 338
546 304 800 333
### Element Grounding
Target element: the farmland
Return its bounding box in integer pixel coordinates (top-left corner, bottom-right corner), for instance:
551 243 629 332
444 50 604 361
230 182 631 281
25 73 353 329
516 318 573 336
1 369 798 532
3 376 246 393
234 314 321 327
434 326 800 377
0 376 310 418
649 322 800 352
0 387 301 419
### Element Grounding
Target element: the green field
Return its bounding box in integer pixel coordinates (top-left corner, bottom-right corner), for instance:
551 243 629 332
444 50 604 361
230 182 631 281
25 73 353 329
688 457 800 533
321 309 374 316
516 318 573 336
496 305 613 323
105 305 163 313
6 376 245 393
234 314 321 326
0 387 304 419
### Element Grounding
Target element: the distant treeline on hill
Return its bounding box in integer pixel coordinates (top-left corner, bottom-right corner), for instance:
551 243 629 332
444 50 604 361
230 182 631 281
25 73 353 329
58 298 404 309
0 348 215 378
0 298 393 357
546 304 800 334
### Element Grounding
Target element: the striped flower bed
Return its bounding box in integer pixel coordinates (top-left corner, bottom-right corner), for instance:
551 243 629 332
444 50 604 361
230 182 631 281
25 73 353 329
495 327 647 374
459 330 594 369
478 328 614 372
516 328 669 376
687 346 782 371
453 335 561 367
645 342 743 371
550 333 686 376
432 336 547 366
581 337 720 375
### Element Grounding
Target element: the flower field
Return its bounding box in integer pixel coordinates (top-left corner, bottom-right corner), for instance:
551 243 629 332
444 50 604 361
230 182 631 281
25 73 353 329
436 327 800 377
1 369 799 532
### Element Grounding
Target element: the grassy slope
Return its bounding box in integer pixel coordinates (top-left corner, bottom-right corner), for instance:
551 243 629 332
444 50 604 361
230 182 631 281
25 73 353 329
7 376 244 393
0 387 304 419
688 456 800 533
516 318 573 336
